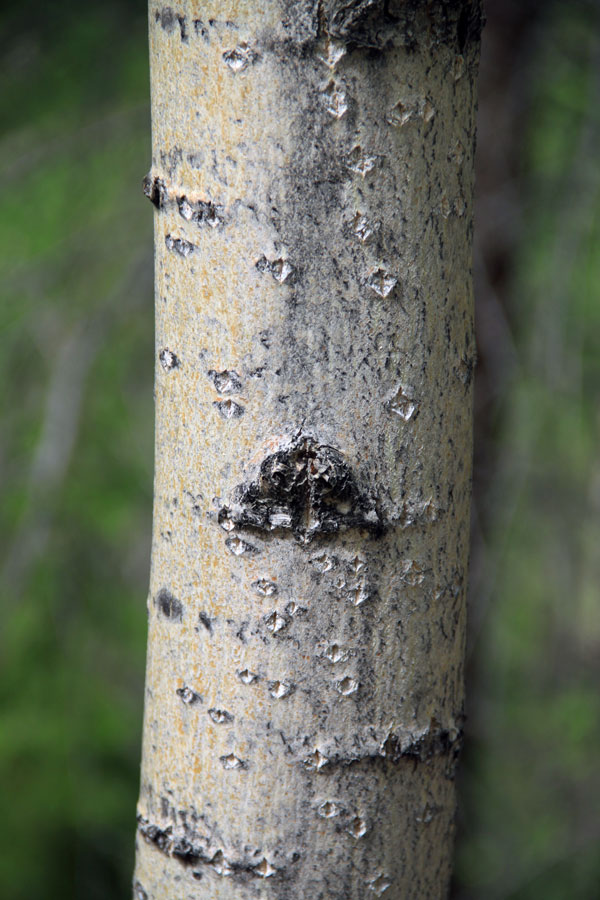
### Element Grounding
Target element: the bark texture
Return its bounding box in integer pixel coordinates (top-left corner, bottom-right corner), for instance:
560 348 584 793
135 2 481 898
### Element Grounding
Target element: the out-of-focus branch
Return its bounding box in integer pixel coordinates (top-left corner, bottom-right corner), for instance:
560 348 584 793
1 248 151 595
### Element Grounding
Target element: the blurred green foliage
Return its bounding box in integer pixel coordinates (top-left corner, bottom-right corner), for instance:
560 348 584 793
0 1 598 899
0 2 152 898
455 4 600 898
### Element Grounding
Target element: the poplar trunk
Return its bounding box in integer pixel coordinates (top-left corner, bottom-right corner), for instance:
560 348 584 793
134 2 481 898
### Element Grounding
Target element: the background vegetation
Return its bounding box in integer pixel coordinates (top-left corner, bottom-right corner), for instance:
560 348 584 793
1 1 598 897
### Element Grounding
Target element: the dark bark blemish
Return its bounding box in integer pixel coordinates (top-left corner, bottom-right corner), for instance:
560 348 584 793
159 147 183 178
159 348 179 371
346 144 381 177
165 234 195 257
315 0 403 50
264 609 289 636
236 619 249 643
309 723 463 773
137 815 172 853
193 19 209 41
207 369 242 393
138 813 283 882
220 753 248 770
133 881 148 900
154 7 173 30
323 0 386 37
366 266 399 299
385 384 417 420
218 506 236 532
156 588 183 621
422 0 484 53
238 668 259 684
178 14 188 42
155 7 187 41
178 195 223 228
454 353 475 386
159 796 172 819
457 0 484 52
256 254 295 284
213 399 245 419
382 723 463 775
248 365 266 379
220 435 381 543
187 151 204 169
321 0 484 51
208 708 234 724
269 679 296 699
252 578 278 596
171 838 198 863
142 179 225 227
225 535 259 556
198 611 213 632
142 173 166 209
176 686 202 704
280 1 319 44
223 43 259 72
280 0 482 52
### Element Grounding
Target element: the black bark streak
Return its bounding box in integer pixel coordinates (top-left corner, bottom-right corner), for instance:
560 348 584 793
305 725 463 773
154 7 188 42
219 436 382 543
136 815 286 883
198 611 213 632
142 173 225 227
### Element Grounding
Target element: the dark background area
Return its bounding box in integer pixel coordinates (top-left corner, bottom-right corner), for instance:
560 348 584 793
1 1 599 897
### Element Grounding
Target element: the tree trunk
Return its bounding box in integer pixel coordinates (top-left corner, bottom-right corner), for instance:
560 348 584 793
134 2 481 898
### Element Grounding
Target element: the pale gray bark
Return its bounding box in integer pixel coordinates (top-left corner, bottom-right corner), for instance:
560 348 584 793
134 2 481 898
